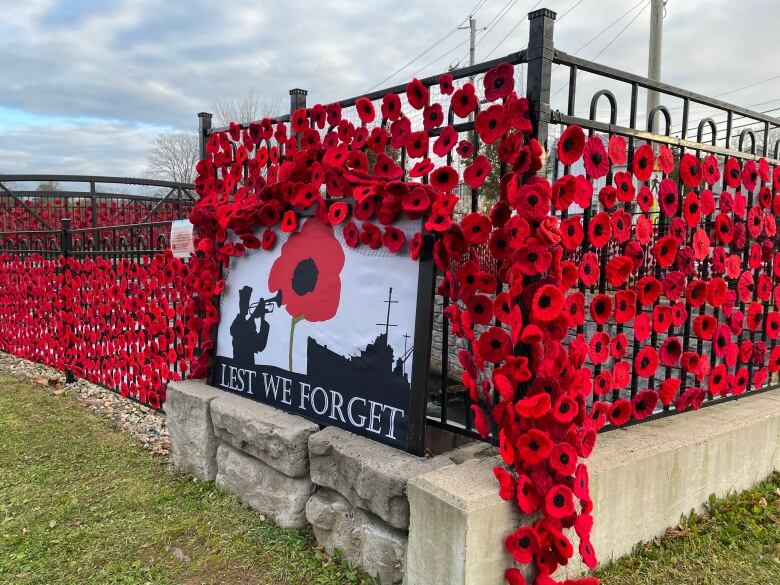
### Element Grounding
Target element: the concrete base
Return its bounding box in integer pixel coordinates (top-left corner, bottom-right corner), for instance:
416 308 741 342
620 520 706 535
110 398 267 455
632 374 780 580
407 391 780 585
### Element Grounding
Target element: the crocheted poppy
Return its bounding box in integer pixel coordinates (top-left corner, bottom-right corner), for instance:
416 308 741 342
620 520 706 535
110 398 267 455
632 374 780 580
611 210 632 243
692 228 710 261
608 134 627 165
707 277 727 307
635 346 659 377
662 271 686 301
475 104 510 144
590 293 613 325
560 216 583 250
549 443 578 477
429 165 459 192
532 284 565 322
653 304 672 334
509 177 551 221
405 77 429 110
634 214 653 245
651 235 679 268
517 428 553 466
679 153 702 188
659 178 679 215
747 301 764 332
636 186 654 214
478 326 512 363
551 174 577 211
637 275 662 306
657 144 674 174
702 154 720 185
552 395 579 426
608 399 632 426
606 255 633 287
564 292 585 327
742 159 759 191
632 144 655 182
598 185 617 209
557 125 586 165
613 171 635 203
505 526 539 564
588 211 612 248
631 389 658 420
464 155 492 189
484 62 514 102
515 393 551 419
544 484 575 519
514 473 541 515
589 331 611 365
657 378 681 405
682 192 701 228
578 252 599 287
724 157 741 188
659 336 682 367
613 290 637 324
583 136 609 179
593 370 613 395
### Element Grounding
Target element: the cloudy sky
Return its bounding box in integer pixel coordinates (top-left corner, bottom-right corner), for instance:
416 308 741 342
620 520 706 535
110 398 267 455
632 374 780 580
1 0 778 179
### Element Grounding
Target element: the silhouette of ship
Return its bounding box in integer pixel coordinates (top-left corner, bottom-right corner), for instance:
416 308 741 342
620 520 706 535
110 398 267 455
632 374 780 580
306 287 412 401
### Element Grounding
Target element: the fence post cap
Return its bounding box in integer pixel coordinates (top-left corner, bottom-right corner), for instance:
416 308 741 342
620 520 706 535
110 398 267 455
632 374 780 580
528 7 557 20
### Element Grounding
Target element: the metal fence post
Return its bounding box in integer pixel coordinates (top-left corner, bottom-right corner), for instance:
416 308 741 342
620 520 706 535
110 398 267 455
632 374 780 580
289 88 308 146
60 217 76 384
198 112 213 161
526 8 556 152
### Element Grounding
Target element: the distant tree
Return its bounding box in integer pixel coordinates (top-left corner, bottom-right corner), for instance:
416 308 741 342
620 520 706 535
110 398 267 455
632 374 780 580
212 89 282 127
36 180 61 191
147 133 199 184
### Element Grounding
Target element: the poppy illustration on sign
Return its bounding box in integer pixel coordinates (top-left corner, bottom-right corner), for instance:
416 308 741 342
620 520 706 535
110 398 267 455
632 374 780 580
268 218 345 370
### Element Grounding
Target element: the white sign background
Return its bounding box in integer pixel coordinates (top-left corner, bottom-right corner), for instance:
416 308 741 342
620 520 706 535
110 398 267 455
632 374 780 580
215 217 421 378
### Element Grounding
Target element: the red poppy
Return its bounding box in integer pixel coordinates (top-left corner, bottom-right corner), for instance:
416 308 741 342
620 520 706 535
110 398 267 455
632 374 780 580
589 331 611 365
613 171 635 203
594 370 613 396
598 185 617 209
606 255 633 287
423 103 444 130
724 157 742 188
261 228 277 250
557 125 586 165
516 428 553 466
531 284 565 322
430 165 459 191
632 144 655 182
702 154 720 185
381 226 406 253
456 139 474 158
552 175 577 210
484 62 514 102
505 526 540 564
464 155 493 189
405 78 429 109
662 271 686 302
590 294 613 325
579 252 599 287
635 346 659 377
679 153 702 188
608 134 627 165
560 216 583 250
657 145 674 174
632 389 659 420
608 399 632 426
651 235 679 268
544 484 575 519
637 276 662 306
588 211 612 248
268 219 345 322
478 326 512 363
659 336 682 367
451 83 478 118
742 159 759 191
612 290 636 324
583 135 609 179
659 178 679 215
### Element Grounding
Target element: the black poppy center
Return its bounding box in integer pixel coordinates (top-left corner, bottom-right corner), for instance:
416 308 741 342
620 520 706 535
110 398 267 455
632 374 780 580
491 339 501 349
591 153 602 165
559 452 570 464
641 357 649 368
529 440 539 451
553 494 565 507
538 294 551 309
519 536 531 548
292 258 319 296
528 195 538 206
559 402 570 413
638 157 648 169
563 137 574 151
488 119 498 129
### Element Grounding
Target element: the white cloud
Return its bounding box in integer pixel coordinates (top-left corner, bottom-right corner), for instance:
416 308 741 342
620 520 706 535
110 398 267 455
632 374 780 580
0 0 778 176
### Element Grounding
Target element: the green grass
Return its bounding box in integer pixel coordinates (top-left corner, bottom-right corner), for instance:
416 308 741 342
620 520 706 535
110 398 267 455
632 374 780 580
0 373 371 585
596 471 780 584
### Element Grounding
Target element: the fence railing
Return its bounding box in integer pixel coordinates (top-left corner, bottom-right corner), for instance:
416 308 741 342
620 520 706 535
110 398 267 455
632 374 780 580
192 7 780 448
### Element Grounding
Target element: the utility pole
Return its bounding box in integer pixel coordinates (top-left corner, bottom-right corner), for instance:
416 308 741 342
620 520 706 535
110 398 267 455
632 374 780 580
646 0 666 132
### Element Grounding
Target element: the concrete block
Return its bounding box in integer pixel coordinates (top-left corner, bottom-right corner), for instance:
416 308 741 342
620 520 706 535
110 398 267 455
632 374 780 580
405 391 780 585
166 379 224 481
306 489 406 585
406 457 528 585
216 443 314 529
210 392 319 478
308 427 454 530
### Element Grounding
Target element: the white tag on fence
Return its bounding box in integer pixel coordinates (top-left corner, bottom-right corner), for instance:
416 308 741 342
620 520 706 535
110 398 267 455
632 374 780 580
170 219 194 259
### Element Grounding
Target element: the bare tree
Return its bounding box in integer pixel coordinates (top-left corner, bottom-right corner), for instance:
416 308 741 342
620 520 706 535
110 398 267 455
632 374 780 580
212 88 282 126
36 180 62 191
147 133 199 184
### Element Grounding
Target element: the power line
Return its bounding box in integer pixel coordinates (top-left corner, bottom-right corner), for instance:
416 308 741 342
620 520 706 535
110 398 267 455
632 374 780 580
482 0 544 61
551 0 650 100
365 0 490 91
568 0 647 58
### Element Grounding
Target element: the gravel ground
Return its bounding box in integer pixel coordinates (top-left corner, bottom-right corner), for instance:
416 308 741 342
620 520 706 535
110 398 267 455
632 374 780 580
0 352 170 458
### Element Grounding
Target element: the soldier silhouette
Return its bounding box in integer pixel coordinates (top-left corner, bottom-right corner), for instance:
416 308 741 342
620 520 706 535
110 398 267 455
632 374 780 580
230 286 270 364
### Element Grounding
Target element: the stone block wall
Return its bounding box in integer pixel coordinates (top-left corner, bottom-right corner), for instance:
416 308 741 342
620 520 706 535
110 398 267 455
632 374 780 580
166 380 495 585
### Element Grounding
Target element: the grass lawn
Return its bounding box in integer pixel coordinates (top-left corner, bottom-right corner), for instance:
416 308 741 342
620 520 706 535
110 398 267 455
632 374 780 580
0 372 371 585
596 471 780 584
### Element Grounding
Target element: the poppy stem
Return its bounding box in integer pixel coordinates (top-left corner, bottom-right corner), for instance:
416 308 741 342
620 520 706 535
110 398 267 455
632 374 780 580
288 315 304 371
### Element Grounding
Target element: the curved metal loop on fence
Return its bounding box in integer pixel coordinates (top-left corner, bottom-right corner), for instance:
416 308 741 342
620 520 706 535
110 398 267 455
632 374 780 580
157 233 169 248
589 89 618 125
647 105 672 136
696 118 718 146
775 139 780 160
739 128 757 154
